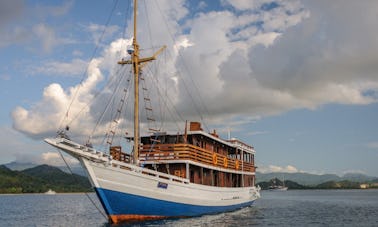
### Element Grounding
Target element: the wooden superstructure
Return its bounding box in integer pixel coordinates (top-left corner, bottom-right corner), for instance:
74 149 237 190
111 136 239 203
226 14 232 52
111 122 256 188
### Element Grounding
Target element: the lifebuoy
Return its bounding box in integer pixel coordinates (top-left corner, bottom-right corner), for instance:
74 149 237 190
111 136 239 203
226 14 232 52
223 157 228 168
212 153 218 165
235 160 239 169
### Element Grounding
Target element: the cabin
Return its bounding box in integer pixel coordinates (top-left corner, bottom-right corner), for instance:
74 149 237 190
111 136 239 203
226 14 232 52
111 122 256 188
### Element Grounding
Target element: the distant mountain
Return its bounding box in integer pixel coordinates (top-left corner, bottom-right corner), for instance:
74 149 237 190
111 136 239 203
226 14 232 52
5 161 86 176
59 165 87 176
22 165 91 191
4 161 37 171
256 172 377 186
316 180 361 189
341 173 376 182
0 164 92 194
0 165 47 193
256 177 375 190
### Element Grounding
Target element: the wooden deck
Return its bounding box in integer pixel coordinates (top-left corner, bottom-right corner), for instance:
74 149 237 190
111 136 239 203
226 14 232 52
139 143 255 172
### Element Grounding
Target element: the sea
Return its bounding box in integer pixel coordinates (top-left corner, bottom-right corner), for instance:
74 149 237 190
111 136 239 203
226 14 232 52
0 189 377 227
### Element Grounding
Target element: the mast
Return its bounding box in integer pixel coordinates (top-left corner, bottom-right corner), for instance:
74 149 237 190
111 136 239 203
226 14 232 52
118 0 166 165
132 0 140 165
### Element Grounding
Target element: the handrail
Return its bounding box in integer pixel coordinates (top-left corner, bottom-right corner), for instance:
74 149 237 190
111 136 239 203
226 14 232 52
139 143 255 172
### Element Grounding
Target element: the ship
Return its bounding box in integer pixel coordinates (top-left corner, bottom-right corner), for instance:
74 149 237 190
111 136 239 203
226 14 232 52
268 177 288 191
44 189 56 195
45 0 260 224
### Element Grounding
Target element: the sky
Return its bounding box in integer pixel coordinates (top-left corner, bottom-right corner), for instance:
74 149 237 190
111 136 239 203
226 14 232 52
1 0 378 176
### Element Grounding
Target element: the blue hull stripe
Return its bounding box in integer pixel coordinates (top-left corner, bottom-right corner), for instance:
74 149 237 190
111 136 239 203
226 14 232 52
94 187 254 217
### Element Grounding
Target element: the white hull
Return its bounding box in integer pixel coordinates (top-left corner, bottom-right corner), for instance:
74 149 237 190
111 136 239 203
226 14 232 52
45 137 260 222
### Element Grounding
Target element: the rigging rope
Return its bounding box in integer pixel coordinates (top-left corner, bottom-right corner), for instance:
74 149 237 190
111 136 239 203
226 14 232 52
88 66 132 147
58 0 120 132
153 0 211 133
143 0 155 54
144 62 184 132
56 148 108 221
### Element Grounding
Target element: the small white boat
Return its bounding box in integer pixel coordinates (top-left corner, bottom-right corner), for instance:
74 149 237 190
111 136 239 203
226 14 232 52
44 189 56 195
269 177 288 191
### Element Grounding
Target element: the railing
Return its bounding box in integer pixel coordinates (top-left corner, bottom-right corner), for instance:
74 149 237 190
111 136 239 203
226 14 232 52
228 139 255 153
139 143 255 172
110 146 131 163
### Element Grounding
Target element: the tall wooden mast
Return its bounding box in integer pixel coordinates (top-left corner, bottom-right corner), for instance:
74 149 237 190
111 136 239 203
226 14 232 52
118 0 165 165
132 0 140 165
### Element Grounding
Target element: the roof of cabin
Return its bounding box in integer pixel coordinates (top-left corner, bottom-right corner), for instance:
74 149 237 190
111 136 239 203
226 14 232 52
139 130 255 154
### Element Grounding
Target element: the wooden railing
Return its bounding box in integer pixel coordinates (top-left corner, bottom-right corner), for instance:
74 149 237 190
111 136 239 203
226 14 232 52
139 143 255 172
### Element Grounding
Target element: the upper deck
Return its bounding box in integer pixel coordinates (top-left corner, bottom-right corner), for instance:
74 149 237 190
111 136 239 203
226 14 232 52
137 122 256 173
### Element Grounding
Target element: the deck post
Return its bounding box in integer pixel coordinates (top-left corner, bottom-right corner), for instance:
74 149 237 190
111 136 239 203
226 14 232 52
241 149 244 187
211 169 214 186
186 162 190 180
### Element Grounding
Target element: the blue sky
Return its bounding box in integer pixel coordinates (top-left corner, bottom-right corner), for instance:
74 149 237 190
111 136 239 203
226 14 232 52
1 0 378 176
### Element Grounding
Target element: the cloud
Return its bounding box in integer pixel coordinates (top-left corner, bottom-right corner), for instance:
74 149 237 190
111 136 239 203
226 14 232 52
12 1 378 142
0 126 60 164
0 126 78 166
39 0 74 17
30 58 88 77
367 142 378 149
258 164 299 173
0 0 24 28
250 1 378 109
12 151 79 166
32 23 76 53
247 131 269 136
1 74 10 81
0 126 29 162
86 23 120 45
0 1 75 50
40 151 78 166
12 38 131 140
0 23 75 52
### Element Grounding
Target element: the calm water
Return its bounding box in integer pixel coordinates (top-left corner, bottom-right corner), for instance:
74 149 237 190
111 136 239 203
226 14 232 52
1 190 377 226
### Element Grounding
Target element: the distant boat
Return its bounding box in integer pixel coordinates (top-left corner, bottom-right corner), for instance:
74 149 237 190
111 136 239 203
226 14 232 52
44 189 56 195
269 177 288 191
268 185 288 191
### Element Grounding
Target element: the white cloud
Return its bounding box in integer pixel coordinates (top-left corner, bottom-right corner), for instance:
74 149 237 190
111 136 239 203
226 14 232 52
0 0 75 51
341 169 367 176
0 0 24 28
12 38 131 140
0 126 29 163
197 1 207 10
43 0 74 17
247 131 269 136
258 164 299 173
250 1 378 110
11 1 378 143
1 74 10 81
12 151 79 167
367 142 378 149
223 0 265 11
31 58 87 77
0 126 62 165
86 23 119 45
32 23 75 53
40 151 78 166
